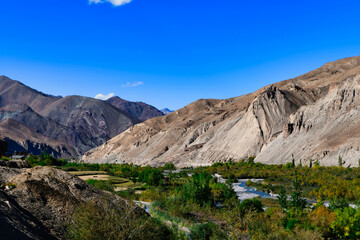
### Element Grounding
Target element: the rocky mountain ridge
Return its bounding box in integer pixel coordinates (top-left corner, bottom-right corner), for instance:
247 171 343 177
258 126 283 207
106 96 164 121
83 56 360 167
0 76 162 157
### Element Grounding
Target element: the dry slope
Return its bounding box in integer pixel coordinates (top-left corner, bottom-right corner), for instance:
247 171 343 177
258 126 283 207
83 56 360 167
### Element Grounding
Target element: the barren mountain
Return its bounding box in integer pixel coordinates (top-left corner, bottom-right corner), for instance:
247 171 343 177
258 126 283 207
0 76 142 156
0 104 87 155
0 76 60 112
83 56 360 167
38 96 141 152
0 119 77 158
106 96 164 121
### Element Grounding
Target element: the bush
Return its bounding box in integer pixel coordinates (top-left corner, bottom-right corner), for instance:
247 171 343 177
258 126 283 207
164 163 176 170
239 198 264 217
329 197 349 211
331 207 360 239
286 162 294 169
182 172 212 206
190 222 227 240
67 199 173 240
138 168 163 186
248 156 256 164
310 205 335 237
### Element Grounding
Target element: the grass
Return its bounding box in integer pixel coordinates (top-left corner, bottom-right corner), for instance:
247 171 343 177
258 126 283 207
69 170 146 191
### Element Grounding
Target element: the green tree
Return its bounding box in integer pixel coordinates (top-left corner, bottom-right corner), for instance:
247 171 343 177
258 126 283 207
338 155 343 167
182 172 212 206
277 186 288 211
138 168 163 186
289 171 306 209
248 156 255 165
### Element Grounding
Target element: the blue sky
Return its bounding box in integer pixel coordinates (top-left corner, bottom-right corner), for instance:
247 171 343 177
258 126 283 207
0 0 360 110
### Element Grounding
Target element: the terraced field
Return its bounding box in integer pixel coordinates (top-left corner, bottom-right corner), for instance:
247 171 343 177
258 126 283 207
69 171 145 191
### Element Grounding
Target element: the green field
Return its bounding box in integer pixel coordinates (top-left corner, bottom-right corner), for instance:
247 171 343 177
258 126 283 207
69 171 145 191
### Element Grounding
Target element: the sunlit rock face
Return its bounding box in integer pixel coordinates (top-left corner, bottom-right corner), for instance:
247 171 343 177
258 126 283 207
83 56 360 167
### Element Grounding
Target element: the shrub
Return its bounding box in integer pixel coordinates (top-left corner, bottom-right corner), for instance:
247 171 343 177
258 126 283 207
190 222 227 240
310 205 335 237
138 168 163 186
164 163 176 170
67 199 172 240
331 207 360 239
239 198 264 217
286 162 294 169
182 172 212 206
329 197 349 211
248 156 256 164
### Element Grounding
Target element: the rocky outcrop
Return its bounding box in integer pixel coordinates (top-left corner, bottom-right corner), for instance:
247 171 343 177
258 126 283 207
0 190 56 240
0 160 31 168
83 56 360 167
0 166 144 239
256 74 360 166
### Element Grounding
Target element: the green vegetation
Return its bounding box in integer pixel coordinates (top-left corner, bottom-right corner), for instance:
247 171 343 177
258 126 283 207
26 152 68 167
26 155 360 239
1 156 11 161
86 179 114 192
67 198 173 240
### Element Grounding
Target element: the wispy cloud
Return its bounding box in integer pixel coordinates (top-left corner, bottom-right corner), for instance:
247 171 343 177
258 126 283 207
89 0 132 7
94 93 114 100
121 81 144 87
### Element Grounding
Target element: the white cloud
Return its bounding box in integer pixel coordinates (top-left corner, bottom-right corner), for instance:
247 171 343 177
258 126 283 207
121 81 144 87
89 0 132 7
94 93 114 100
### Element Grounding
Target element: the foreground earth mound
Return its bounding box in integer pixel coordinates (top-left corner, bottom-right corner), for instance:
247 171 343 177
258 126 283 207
83 56 360 167
0 166 145 239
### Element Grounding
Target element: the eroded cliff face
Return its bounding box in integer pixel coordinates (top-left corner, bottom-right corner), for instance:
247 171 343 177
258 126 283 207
257 74 360 166
83 56 360 167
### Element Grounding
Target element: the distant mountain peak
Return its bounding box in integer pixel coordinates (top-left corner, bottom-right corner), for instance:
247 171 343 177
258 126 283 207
106 96 164 121
0 76 145 158
161 108 173 115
